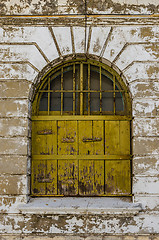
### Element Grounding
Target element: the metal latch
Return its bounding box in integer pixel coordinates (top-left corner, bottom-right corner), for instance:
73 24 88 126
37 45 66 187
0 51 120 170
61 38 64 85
62 137 75 143
83 137 102 142
37 129 52 135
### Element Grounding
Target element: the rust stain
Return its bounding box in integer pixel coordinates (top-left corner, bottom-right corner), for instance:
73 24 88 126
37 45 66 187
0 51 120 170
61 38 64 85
140 27 154 38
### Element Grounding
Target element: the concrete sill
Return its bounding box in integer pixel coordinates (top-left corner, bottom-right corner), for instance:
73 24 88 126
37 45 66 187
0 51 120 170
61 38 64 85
19 197 142 216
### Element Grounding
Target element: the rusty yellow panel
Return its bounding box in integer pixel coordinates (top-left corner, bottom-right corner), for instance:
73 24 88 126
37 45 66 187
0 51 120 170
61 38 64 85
58 121 77 155
94 160 104 195
79 160 104 196
32 121 57 155
79 160 94 195
93 121 104 155
105 121 120 155
105 120 130 155
58 160 78 195
46 160 57 195
105 160 131 195
31 160 46 195
79 121 93 155
120 121 130 155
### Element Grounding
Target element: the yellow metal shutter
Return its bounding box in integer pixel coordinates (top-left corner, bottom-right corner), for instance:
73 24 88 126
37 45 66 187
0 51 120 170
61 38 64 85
105 120 131 195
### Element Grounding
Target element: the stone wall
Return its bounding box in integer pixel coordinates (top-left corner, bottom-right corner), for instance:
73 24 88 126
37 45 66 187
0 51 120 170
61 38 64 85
0 0 159 237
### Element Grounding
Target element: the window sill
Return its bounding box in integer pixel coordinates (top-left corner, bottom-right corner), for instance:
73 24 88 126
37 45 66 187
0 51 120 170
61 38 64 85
19 197 142 216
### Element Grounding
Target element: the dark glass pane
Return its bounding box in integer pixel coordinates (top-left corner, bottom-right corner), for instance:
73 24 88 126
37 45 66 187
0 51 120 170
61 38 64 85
102 75 113 91
102 92 114 111
90 66 99 90
64 93 73 111
75 64 80 90
63 66 73 90
39 92 48 111
115 92 124 111
50 93 61 111
50 72 61 90
83 64 88 90
84 92 88 112
115 83 124 111
91 93 100 112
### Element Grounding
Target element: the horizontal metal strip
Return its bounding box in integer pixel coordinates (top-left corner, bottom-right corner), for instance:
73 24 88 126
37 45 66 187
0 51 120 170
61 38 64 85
30 194 132 197
32 155 131 160
32 115 132 121
38 90 125 93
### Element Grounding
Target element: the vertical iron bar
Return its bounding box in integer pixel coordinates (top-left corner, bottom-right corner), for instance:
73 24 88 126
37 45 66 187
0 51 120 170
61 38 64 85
61 68 63 115
113 74 116 115
48 77 50 115
88 63 90 115
100 66 102 114
80 63 83 115
73 64 76 115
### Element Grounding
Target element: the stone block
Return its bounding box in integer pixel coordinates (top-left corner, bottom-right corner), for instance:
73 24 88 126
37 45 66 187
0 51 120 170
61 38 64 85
133 137 159 155
123 236 136 240
73 27 86 54
0 118 28 137
132 118 159 137
0 99 28 117
104 26 159 64
0 175 27 195
137 236 150 240
0 137 27 155
0 155 27 175
0 45 46 71
53 27 72 56
1 26 59 62
124 62 159 83
89 27 111 56
0 195 27 213
64 236 84 240
0 80 31 98
22 237 64 240
115 44 158 71
129 80 159 99
103 236 122 240
133 176 159 194
85 237 102 240
132 98 159 117
0 63 37 82
133 155 159 176
153 235 159 240
58 0 67 6
0 235 21 240
134 196 159 211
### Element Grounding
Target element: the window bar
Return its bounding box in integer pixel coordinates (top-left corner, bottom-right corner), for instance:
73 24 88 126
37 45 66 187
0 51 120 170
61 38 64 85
100 66 102 114
48 77 50 115
80 63 83 115
113 74 116 115
61 67 64 115
73 64 76 115
88 63 91 115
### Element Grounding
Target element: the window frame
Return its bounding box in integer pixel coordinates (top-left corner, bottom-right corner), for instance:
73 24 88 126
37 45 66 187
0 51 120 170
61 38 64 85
31 58 132 197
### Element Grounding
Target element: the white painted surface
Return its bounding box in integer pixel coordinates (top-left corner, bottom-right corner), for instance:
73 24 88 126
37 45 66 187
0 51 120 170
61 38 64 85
89 27 111 56
0 27 59 62
53 27 72 56
19 197 141 215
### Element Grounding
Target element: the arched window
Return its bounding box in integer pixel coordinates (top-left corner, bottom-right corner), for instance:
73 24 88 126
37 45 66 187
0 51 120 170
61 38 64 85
31 59 132 196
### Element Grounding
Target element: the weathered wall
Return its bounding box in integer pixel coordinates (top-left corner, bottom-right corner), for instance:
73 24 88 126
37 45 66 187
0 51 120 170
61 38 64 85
0 0 159 238
0 0 158 15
